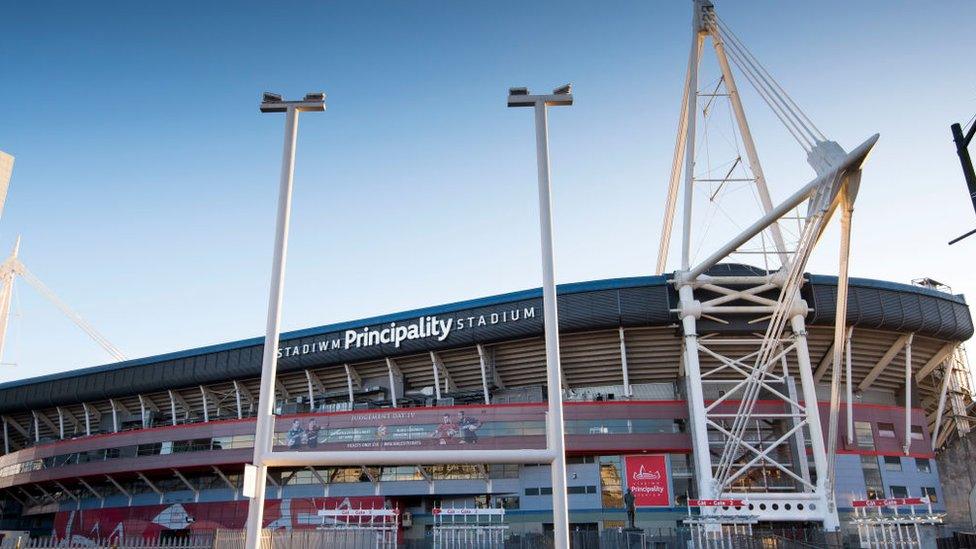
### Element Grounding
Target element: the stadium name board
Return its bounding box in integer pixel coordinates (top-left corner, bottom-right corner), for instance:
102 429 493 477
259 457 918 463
278 306 537 358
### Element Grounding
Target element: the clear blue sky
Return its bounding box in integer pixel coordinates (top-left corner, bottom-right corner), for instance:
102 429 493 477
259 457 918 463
0 0 974 381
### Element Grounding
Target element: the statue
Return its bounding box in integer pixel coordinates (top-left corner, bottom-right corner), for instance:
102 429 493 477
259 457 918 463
623 488 636 529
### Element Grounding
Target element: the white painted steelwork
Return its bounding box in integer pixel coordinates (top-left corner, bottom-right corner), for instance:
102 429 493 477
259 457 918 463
657 0 880 533
507 84 574 549
244 92 326 549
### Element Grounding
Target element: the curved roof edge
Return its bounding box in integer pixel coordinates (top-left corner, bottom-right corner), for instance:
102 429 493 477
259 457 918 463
0 272 969 394
0 275 666 391
807 274 968 305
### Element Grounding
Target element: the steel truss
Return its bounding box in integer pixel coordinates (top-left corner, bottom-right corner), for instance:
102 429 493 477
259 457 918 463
659 0 879 532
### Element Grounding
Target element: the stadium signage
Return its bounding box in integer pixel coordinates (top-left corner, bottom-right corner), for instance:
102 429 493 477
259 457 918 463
851 497 927 508
688 499 746 507
277 306 537 358
624 454 671 507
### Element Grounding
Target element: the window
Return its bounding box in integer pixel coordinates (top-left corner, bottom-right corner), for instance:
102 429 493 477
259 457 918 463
915 458 931 474
889 486 909 498
379 466 423 482
878 423 896 438
855 422 875 449
567 485 597 494
428 464 483 480
488 464 520 479
884 456 902 472
911 425 924 441
328 467 364 483
600 456 623 508
496 495 519 510
861 455 883 500
567 455 595 464
922 486 938 503
525 486 553 495
524 487 539 496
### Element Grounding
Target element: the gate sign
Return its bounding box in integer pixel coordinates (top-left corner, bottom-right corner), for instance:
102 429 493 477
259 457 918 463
624 455 670 507
318 508 398 517
688 499 746 507
433 508 505 516
852 497 926 508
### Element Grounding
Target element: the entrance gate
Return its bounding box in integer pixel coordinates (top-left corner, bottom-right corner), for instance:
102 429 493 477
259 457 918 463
851 498 943 548
684 499 757 549
431 507 507 548
317 507 399 549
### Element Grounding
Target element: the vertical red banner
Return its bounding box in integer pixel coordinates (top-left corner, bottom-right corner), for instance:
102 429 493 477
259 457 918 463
624 454 670 506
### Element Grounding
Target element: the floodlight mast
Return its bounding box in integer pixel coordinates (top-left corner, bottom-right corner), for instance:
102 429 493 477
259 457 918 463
507 84 573 549
244 91 326 549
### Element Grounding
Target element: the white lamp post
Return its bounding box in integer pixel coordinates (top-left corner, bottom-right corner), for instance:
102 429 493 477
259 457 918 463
507 84 573 549
244 91 326 549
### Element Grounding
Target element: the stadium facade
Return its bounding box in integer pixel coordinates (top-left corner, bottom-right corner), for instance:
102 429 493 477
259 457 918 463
0 267 970 542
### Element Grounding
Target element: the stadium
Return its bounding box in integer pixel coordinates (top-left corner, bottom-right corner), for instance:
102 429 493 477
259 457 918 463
0 0 974 546
0 268 969 545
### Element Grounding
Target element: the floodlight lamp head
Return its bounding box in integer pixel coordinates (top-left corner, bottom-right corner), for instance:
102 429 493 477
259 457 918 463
553 84 572 95
260 91 288 113
304 92 326 102
507 87 536 107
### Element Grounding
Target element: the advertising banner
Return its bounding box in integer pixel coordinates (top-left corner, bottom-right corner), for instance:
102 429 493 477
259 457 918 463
52 497 385 541
624 454 670 507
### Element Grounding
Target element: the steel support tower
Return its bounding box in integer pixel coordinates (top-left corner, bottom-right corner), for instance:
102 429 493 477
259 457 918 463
658 0 879 534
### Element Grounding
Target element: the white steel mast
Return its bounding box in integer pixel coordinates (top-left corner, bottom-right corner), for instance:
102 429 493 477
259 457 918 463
658 0 878 538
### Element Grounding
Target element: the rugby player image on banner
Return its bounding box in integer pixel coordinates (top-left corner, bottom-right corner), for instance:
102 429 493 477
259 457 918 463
624 455 671 507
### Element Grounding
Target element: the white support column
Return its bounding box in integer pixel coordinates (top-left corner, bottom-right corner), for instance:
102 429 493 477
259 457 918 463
790 314 839 530
846 329 854 444
200 386 210 423
903 334 914 455
344 364 357 406
477 344 491 405
105 474 132 505
932 360 954 450
53 481 80 509
233 381 244 419
618 327 631 397
386 358 399 407
304 370 315 411
678 284 716 503
431 352 442 400
656 23 694 275
826 196 854 494
110 400 119 433
244 95 324 549
57 407 65 439
31 411 39 443
78 478 104 507
680 15 705 270
138 395 148 428
3 416 9 454
137 472 164 504
82 403 92 436
173 469 199 502
168 390 178 426
212 466 240 500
